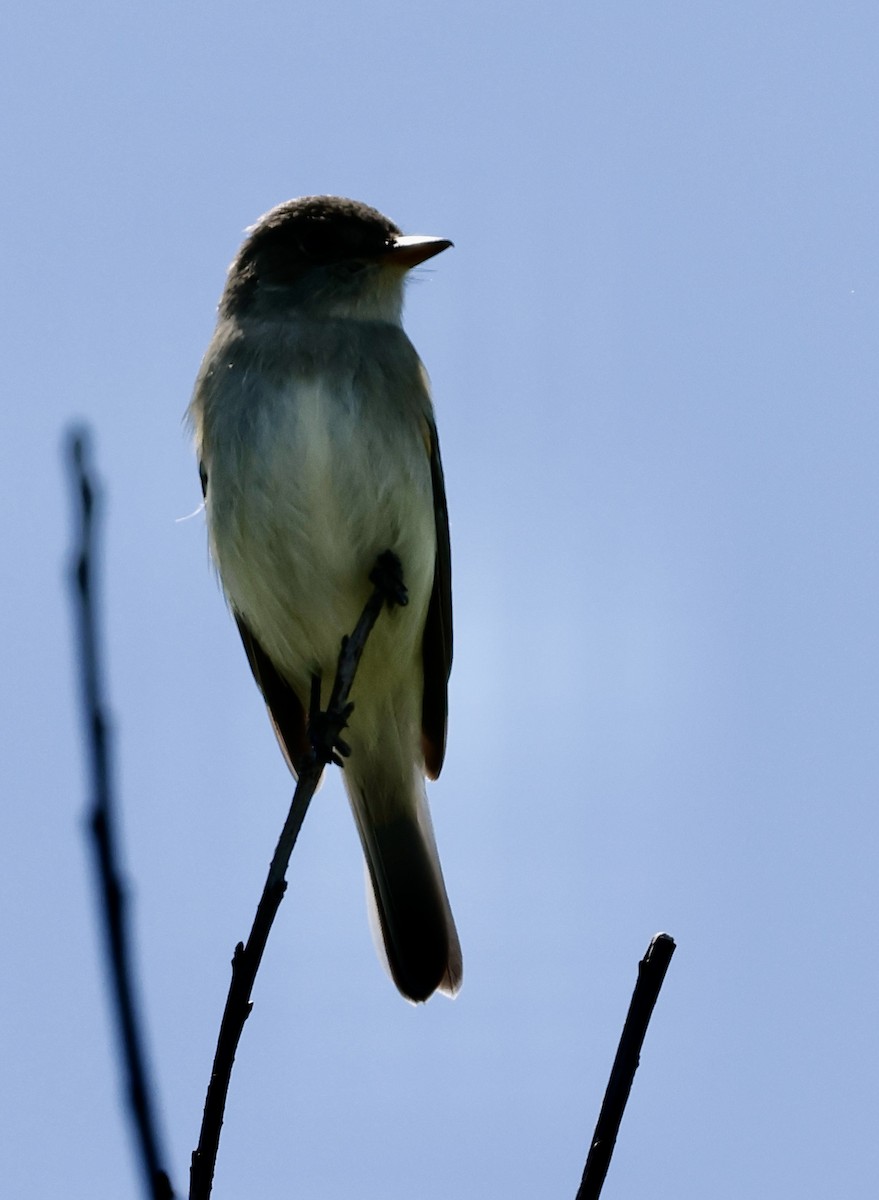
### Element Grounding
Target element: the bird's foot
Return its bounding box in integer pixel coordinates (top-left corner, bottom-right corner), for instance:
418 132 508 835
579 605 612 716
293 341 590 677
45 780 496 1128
369 549 409 610
308 672 353 767
309 705 353 767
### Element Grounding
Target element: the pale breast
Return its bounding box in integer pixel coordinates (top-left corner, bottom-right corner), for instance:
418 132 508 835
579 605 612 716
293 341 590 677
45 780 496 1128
199 324 437 692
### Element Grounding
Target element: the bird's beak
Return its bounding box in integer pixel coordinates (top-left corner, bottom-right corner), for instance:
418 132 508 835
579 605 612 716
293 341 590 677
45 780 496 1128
384 235 453 268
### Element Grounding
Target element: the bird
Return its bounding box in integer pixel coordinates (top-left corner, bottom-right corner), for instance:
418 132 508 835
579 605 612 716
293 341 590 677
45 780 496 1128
188 195 461 1001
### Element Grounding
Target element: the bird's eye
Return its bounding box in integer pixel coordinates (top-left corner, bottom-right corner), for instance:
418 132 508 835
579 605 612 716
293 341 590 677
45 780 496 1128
297 228 334 261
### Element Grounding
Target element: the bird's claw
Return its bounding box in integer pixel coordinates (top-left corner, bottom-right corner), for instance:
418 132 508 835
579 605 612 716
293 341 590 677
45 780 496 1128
369 550 408 610
309 701 354 766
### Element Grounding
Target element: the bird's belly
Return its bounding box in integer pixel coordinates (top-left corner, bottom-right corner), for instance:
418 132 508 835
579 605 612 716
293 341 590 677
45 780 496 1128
209 376 436 698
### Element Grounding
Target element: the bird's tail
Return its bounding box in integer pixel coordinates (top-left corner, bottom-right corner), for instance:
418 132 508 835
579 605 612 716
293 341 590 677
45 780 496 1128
344 767 462 1002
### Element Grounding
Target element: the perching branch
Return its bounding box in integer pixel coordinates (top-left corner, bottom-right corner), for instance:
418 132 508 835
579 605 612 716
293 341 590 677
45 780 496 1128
575 932 676 1200
65 428 174 1200
188 550 407 1200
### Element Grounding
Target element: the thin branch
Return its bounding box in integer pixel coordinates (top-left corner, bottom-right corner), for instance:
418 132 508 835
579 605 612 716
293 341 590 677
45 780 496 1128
189 551 405 1200
65 428 175 1200
576 932 676 1200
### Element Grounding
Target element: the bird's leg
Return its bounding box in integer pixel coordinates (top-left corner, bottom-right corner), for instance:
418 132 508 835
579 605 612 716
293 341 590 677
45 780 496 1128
369 549 409 610
307 552 407 769
307 670 352 767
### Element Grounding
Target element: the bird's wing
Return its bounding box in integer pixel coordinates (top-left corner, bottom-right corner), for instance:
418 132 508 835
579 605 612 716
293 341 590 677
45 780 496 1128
199 457 309 775
420 418 453 780
233 612 310 776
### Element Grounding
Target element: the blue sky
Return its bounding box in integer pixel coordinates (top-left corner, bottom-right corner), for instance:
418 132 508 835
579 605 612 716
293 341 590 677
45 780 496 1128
3 2 878 1196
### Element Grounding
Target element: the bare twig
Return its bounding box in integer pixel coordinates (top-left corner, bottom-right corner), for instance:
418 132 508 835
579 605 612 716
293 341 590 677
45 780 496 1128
189 550 404 1200
65 428 174 1200
576 932 676 1200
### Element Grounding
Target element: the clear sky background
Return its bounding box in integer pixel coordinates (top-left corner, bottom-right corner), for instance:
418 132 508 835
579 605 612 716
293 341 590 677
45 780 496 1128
3 2 878 1197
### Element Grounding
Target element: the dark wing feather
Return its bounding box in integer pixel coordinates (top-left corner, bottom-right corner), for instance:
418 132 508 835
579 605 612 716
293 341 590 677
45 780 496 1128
421 420 453 779
234 613 310 775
